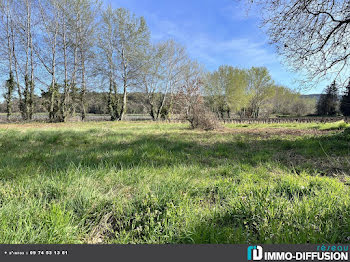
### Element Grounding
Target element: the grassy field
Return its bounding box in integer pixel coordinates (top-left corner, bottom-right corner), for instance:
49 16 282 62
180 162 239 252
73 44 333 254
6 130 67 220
0 121 349 244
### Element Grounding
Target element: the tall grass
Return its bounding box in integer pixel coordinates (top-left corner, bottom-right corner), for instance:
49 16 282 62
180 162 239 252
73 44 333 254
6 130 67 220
0 121 349 243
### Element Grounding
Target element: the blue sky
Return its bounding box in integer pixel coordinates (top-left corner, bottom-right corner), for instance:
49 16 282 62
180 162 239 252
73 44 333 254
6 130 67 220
104 0 323 94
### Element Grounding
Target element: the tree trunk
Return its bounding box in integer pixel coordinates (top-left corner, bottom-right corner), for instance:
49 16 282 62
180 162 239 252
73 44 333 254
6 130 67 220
150 103 156 121
11 18 23 119
29 28 35 120
5 10 13 121
80 51 87 121
23 1 31 121
108 75 116 121
49 19 58 122
156 93 168 120
70 37 78 117
61 22 69 122
119 48 127 121
120 77 127 121
6 72 14 121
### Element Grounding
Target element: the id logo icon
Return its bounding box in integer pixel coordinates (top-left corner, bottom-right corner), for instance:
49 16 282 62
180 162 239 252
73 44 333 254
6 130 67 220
247 246 263 261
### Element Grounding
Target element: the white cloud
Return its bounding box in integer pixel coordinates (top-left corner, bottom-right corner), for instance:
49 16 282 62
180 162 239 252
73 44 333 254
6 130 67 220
193 37 279 67
146 13 278 68
144 11 307 90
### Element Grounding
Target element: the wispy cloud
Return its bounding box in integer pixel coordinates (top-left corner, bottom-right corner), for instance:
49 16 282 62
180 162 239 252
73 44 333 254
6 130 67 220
188 36 279 68
146 14 279 70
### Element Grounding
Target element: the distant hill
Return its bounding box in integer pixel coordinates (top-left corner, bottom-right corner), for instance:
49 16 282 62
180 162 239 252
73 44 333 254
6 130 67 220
301 94 321 100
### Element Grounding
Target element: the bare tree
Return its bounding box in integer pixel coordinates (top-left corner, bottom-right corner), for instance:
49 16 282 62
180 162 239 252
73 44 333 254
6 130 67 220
13 0 38 120
139 40 188 120
26 0 36 120
98 6 120 121
57 0 71 122
70 0 99 121
64 0 81 118
8 2 24 119
36 0 61 121
172 60 220 130
0 0 15 120
247 0 350 86
99 6 149 121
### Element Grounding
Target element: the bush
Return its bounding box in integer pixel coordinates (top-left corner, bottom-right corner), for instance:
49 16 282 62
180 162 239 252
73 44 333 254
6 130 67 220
186 103 221 131
173 77 221 131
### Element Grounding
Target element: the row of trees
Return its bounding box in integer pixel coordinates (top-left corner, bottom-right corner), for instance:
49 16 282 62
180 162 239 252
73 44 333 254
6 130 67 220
0 0 202 122
0 0 319 123
204 66 316 119
0 92 153 115
0 0 100 121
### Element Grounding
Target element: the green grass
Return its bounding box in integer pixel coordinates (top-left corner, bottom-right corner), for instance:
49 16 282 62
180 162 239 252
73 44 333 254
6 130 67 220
0 121 349 244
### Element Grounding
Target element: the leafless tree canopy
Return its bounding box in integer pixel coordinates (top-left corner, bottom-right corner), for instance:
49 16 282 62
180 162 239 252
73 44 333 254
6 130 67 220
250 0 350 86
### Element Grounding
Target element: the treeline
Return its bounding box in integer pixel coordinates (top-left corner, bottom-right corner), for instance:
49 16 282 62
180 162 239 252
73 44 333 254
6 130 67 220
0 0 207 122
316 80 350 117
204 66 316 119
0 0 315 122
0 92 150 115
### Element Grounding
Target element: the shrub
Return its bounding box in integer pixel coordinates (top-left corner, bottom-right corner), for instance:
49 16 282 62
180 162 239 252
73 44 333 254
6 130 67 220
173 77 221 130
186 102 221 131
